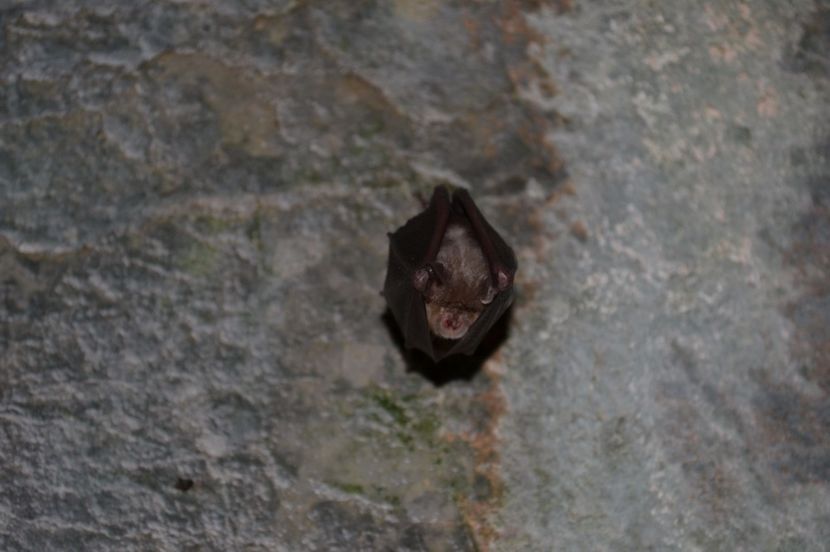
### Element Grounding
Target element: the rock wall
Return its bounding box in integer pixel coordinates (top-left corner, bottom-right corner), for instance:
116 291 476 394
1 1 828 550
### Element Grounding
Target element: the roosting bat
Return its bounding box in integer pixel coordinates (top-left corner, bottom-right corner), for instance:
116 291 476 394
384 186 517 362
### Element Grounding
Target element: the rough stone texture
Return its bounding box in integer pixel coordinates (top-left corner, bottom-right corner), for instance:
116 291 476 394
0 1 828 551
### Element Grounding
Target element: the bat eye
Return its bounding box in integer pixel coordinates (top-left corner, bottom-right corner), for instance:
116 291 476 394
432 262 449 284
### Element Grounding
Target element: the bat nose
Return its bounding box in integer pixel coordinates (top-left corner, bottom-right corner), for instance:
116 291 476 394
443 317 460 330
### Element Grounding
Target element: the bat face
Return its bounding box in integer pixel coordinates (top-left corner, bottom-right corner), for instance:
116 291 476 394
384 186 517 362
421 223 494 339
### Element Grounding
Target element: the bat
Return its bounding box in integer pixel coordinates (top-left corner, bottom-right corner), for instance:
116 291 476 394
384 185 517 362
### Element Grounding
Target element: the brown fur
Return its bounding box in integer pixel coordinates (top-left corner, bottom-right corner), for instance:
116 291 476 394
424 223 496 339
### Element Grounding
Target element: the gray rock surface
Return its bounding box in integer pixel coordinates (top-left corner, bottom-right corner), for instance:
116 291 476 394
1 1 828 550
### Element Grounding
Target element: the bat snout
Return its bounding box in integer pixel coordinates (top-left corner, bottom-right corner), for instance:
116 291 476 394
437 312 472 340
443 316 462 331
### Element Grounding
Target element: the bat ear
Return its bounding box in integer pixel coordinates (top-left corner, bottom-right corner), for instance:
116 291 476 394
480 284 497 305
414 262 448 292
495 267 512 291
413 268 430 292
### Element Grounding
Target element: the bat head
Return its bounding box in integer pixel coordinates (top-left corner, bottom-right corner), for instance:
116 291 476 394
418 258 497 340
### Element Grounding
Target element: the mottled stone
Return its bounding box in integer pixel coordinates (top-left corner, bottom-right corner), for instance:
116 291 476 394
1 1 828 551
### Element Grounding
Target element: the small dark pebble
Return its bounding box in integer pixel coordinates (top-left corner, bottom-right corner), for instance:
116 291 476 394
175 477 195 492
